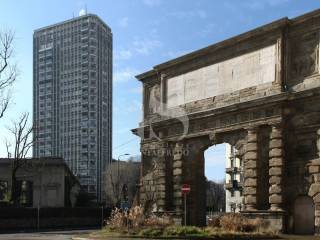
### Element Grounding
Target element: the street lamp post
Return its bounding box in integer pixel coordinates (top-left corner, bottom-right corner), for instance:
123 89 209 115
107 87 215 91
117 153 129 207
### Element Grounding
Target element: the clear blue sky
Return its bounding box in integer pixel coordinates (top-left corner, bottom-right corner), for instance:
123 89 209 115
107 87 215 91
0 0 319 181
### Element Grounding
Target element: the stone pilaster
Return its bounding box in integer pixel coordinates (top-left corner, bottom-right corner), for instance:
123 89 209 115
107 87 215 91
268 124 284 211
244 127 258 211
154 141 167 212
173 142 184 214
307 128 320 234
160 73 166 113
139 141 167 212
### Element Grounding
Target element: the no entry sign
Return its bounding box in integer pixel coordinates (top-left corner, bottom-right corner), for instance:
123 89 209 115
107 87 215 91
182 184 190 226
181 184 190 194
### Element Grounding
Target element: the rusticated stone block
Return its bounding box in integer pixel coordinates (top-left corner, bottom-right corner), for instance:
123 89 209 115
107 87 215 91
246 143 258 151
245 152 258 160
158 191 166 198
309 183 320 197
316 210 320 217
269 194 282 204
269 176 281 184
316 217 320 226
314 174 320 183
246 160 257 169
157 171 166 177
309 165 319 174
269 158 283 167
157 199 165 206
245 195 257 204
269 185 282 194
269 167 282 176
269 148 284 158
157 185 166 191
247 134 258 142
158 178 166 184
173 168 182 176
144 174 152 181
245 169 257 178
271 129 282 139
244 178 257 187
309 159 320 166
270 139 283 148
244 187 257 195
314 193 320 203
146 180 154 185
173 160 182 168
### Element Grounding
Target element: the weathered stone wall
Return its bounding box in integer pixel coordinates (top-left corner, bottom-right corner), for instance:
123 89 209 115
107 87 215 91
288 14 320 91
133 10 320 234
166 44 277 108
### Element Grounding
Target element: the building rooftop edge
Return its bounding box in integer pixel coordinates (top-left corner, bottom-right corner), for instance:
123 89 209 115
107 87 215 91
34 13 111 34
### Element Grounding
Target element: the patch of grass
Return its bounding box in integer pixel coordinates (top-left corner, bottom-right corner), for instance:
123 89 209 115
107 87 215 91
138 228 163 237
85 226 278 239
163 226 207 237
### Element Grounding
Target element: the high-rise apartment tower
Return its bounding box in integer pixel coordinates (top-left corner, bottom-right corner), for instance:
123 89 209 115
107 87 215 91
33 13 112 200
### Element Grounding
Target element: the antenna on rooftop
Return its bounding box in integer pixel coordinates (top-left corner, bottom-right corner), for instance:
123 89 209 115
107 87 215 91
79 8 87 17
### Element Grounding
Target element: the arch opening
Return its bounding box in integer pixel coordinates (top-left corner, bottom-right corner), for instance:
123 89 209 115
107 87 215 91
203 143 244 223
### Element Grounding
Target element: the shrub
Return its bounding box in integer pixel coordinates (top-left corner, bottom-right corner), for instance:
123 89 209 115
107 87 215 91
219 213 261 232
220 213 243 232
207 216 220 228
106 206 174 233
127 206 145 228
144 214 173 228
107 208 126 231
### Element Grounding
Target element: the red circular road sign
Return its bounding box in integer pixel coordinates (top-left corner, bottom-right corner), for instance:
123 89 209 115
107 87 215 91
181 184 190 194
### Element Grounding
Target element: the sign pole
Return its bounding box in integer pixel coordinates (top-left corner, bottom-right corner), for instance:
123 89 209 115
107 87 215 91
184 193 186 226
181 183 190 226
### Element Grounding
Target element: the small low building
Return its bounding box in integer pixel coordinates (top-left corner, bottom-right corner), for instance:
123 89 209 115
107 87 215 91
0 157 80 208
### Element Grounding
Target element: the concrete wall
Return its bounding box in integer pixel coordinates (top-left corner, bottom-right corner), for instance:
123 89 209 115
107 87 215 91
0 161 67 208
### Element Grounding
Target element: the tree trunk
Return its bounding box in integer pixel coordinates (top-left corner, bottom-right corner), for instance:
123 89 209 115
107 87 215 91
10 167 19 206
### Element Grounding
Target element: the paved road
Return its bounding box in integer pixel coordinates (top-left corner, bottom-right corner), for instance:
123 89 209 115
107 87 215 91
0 230 94 240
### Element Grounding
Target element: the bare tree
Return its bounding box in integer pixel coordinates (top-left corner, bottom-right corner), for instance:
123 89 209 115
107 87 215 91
104 160 140 207
0 30 17 119
206 180 226 212
5 112 33 205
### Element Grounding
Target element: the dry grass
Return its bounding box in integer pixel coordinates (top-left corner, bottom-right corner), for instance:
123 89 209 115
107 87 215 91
208 213 268 233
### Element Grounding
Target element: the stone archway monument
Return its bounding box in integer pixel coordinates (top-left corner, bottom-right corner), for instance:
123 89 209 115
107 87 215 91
132 10 320 234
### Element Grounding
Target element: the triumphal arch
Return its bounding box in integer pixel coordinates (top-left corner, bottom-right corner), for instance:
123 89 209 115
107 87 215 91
132 10 320 234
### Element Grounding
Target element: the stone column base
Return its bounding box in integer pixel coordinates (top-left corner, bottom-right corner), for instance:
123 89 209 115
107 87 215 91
241 210 286 233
